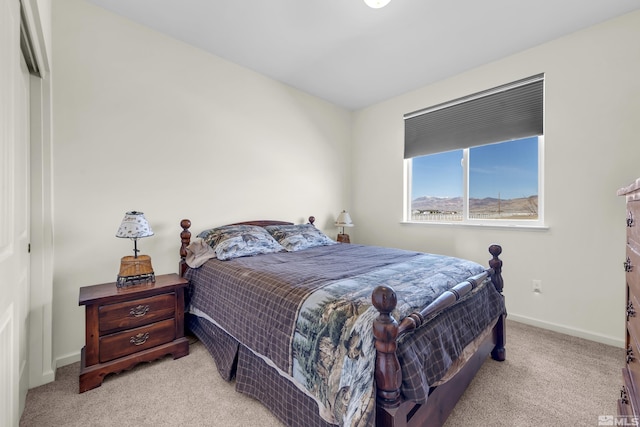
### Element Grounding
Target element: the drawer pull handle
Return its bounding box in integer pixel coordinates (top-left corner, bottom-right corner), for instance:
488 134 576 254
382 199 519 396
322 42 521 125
129 304 150 317
628 346 635 363
628 301 636 319
130 332 150 346
625 257 633 273
629 211 635 228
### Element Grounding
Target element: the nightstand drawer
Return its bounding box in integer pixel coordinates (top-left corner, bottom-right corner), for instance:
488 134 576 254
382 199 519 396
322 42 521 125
99 318 176 363
99 293 175 334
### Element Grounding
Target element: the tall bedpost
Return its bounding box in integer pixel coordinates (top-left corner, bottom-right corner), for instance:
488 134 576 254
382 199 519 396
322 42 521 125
488 244 503 293
488 244 506 361
372 286 402 408
179 219 191 277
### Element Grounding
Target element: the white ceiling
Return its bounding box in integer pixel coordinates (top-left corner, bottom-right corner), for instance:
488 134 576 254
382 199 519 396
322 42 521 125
87 0 640 110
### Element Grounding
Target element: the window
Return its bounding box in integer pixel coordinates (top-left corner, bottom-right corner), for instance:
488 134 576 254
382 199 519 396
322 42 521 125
407 136 542 223
404 75 544 226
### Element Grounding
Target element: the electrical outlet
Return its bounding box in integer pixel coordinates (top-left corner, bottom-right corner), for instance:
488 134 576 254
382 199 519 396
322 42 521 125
532 279 542 293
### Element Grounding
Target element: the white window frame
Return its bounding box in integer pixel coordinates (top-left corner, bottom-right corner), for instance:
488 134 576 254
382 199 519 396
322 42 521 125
403 136 545 228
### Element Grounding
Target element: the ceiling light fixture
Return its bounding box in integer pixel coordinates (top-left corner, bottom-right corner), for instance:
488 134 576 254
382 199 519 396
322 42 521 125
364 0 391 8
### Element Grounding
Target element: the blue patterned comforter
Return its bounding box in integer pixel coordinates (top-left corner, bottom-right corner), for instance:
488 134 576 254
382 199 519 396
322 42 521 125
186 244 505 426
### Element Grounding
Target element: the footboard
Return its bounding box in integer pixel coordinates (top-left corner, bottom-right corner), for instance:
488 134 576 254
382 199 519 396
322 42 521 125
372 245 505 427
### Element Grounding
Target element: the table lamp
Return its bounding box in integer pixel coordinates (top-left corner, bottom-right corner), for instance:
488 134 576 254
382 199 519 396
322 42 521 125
115 211 155 287
335 210 354 243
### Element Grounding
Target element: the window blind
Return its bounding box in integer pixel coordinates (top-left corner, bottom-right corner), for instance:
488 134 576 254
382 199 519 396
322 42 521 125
404 74 544 159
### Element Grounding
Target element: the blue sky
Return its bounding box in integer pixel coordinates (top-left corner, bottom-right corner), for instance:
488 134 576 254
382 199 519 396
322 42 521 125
411 136 538 200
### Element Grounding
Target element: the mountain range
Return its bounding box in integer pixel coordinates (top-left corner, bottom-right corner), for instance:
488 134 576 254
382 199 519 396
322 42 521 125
412 195 538 214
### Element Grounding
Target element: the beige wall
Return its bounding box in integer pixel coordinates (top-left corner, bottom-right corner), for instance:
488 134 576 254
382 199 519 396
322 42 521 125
351 10 640 346
51 0 352 365
50 1 640 367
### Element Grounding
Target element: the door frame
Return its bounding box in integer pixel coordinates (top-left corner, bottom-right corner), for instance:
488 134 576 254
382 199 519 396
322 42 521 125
21 0 54 390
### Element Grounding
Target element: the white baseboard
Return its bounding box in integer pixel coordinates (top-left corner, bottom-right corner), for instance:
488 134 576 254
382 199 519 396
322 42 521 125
27 361 55 388
55 351 81 369
508 314 624 348
36 370 55 385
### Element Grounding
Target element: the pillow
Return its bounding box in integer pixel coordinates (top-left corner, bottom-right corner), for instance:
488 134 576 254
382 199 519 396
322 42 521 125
265 224 336 252
197 225 285 260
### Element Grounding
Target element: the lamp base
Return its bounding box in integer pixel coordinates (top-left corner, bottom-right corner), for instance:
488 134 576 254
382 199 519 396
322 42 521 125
337 233 350 243
117 254 155 288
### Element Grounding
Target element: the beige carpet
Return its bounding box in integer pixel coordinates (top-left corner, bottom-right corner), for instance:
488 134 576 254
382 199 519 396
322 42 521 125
20 320 623 427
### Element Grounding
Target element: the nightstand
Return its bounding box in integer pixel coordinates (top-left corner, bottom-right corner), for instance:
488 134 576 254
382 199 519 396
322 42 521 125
78 273 189 393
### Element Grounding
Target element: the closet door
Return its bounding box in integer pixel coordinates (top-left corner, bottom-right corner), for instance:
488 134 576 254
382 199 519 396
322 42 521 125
0 0 31 424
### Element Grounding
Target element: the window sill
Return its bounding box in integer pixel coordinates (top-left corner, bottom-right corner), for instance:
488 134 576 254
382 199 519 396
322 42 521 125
400 220 549 231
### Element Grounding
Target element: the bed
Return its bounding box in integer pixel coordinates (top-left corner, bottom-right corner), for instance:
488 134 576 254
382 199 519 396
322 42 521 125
178 217 506 427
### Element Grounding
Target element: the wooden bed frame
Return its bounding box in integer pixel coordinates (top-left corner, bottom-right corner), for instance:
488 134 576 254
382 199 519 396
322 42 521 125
178 217 506 427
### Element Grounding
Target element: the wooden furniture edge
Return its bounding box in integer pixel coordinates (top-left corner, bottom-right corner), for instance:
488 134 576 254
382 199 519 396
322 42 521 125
618 178 640 197
376 325 500 427
79 274 188 306
177 219 505 427
372 244 505 426
79 338 189 393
